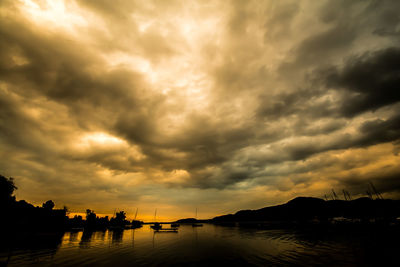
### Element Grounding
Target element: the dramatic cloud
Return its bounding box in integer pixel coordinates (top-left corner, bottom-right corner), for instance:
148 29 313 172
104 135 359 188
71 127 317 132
0 0 399 220
325 47 400 116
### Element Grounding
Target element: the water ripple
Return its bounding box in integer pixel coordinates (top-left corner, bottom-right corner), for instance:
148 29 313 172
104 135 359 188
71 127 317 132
2 225 399 266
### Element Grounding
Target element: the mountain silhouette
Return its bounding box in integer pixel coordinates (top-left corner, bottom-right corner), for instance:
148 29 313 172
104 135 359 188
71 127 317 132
212 197 400 224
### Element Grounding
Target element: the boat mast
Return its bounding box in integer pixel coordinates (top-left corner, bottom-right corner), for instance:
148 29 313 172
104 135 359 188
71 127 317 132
331 189 338 200
369 182 383 200
134 208 138 220
342 190 348 201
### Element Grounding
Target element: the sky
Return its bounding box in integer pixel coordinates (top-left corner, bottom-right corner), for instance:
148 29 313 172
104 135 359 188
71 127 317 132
1 0 400 221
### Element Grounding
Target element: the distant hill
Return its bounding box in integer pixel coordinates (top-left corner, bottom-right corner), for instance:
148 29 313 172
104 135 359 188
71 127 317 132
211 197 400 223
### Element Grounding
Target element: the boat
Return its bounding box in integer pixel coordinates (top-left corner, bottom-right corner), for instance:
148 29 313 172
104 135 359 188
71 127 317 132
192 208 203 227
150 222 162 230
131 208 143 229
150 209 179 232
154 228 178 233
150 209 165 231
153 224 178 232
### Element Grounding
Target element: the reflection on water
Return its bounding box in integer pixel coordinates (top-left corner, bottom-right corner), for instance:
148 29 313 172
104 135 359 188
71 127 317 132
1 224 399 266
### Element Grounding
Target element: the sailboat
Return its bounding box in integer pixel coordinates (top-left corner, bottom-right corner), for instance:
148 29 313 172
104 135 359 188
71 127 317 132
150 209 178 232
192 208 203 227
131 207 143 229
150 208 162 230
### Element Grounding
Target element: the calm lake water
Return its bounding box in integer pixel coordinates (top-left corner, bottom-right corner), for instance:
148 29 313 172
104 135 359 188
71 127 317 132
1 224 399 266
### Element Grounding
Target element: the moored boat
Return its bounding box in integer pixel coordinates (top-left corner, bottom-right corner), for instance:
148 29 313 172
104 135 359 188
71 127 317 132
131 208 143 229
192 208 203 227
151 222 162 230
154 227 178 233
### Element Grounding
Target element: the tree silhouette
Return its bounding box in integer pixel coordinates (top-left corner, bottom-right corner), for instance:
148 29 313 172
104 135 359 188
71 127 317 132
116 211 126 222
43 200 55 210
0 174 17 204
85 209 97 229
109 211 127 227
86 209 96 219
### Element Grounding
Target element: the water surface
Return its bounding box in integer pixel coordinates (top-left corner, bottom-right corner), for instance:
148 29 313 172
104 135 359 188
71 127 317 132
1 224 399 266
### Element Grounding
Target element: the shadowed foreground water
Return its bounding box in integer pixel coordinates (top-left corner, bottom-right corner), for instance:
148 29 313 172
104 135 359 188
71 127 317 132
1 224 399 266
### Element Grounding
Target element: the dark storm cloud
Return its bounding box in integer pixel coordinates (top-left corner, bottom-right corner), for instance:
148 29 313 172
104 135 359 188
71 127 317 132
256 86 337 121
257 46 400 156
0 17 144 114
356 113 400 146
338 169 400 196
247 112 400 166
292 23 356 68
276 1 365 80
368 0 400 40
258 47 400 135
325 47 400 116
